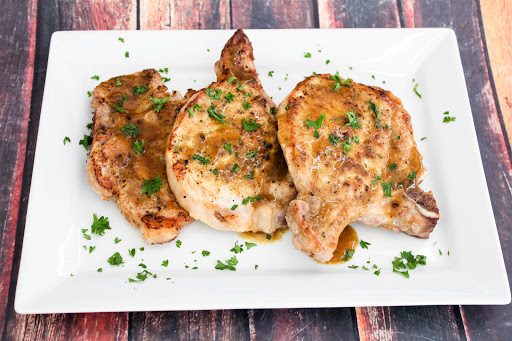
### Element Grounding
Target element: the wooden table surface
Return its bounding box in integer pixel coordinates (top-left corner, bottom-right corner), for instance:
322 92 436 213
1 0 511 339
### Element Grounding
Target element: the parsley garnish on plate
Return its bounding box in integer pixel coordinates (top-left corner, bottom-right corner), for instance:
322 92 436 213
245 242 257 250
326 59 331 64
133 85 149 95
133 140 145 155
413 83 422 98
141 175 163 195
63 137 71 145
230 241 244 254
115 237 121 244
246 150 257 159
243 118 262 131
79 134 93 150
388 163 398 170
121 123 140 138
330 72 351 92
158 68 169 74
148 96 169 113
224 142 232 155
129 248 136 257
208 104 229 125
360 240 371 249
107 252 124 266
341 250 355 262
176 240 182 248
305 112 325 130
231 164 240 173
202 250 210 256
368 101 381 127
125 51 129 58
242 196 264 205
408 171 417 179
268 71 274 77
91 75 99 80
87 91 92 97
116 78 122 86
342 138 353 155
192 154 210 165
82 229 91 240
91 214 111 235
231 204 238 211
348 265 359 269
215 256 238 271
304 52 312 58
228 76 237 83
443 111 456 123
392 251 426 278
162 260 169 267
345 111 361 130
329 134 339 147
162 77 170 83
118 38 124 43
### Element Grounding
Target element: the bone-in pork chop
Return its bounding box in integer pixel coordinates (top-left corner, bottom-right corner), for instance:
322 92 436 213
166 30 296 234
87 69 193 244
277 73 439 262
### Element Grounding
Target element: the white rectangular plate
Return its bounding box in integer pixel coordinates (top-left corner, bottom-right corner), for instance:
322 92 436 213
15 29 510 313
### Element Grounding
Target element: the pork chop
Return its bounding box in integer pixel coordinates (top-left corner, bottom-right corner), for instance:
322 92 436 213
87 69 193 244
166 30 296 234
277 73 439 262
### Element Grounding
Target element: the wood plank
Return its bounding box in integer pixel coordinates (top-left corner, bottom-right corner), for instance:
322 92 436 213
140 0 231 30
0 0 38 338
231 0 317 29
249 308 358 340
3 0 137 338
401 0 512 339
480 0 512 147
318 1 466 340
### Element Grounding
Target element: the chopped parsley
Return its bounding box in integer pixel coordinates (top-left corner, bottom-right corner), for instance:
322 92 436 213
125 51 129 58
421 137 427 141
202 250 210 256
87 91 92 97
244 173 254 179
129 270 155 282
443 111 456 123
141 175 163 195
208 104 228 125
215 256 238 271
225 92 235 103
82 229 91 240
158 68 168 74
330 71 351 92
388 163 398 170
121 123 140 138
381 182 393 198
133 140 145 155
270 106 277 115
176 240 182 248
97 268 103 272
228 77 237 83
305 112 325 130
206 88 223 100
191 154 210 165
133 86 149 95
91 214 111 235
345 111 361 130
342 138 353 155
242 196 264 205
408 171 417 179
63 136 71 145
246 150 257 159
237 82 244 92
115 237 121 244
118 37 124 43
326 59 331 64
348 265 359 269
231 204 238 211
162 77 170 83
91 75 99 80
255 265 259 269
268 71 274 77
148 96 169 112
224 142 232 155
360 240 371 249
392 251 427 278
341 250 355 262
413 83 422 98
115 78 122 86
245 242 257 250
304 52 312 58
242 100 252 110
79 134 93 150
213 168 219 175
243 118 262 131
89 246 96 253
329 133 339 147
107 252 124 266
230 241 244 254
129 248 136 257
162 260 169 267
368 101 381 127
244 92 253 98
231 164 240 173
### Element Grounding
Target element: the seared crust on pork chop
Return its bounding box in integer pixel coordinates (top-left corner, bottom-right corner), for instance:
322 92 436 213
278 74 439 261
166 30 296 234
87 69 193 244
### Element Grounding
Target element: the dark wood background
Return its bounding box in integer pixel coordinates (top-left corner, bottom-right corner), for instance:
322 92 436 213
1 0 511 339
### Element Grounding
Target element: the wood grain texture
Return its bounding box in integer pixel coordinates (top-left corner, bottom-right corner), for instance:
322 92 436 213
130 310 250 340
231 0 317 29
402 0 512 339
249 308 358 340
140 0 231 30
3 0 137 338
480 0 512 147
0 0 38 338
318 0 400 28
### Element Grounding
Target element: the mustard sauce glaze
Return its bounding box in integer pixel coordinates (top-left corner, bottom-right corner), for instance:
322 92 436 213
314 225 358 265
239 228 288 244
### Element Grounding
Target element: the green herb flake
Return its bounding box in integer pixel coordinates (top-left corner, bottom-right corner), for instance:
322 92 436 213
388 163 398 170
191 154 210 165
231 164 240 173
421 137 427 141
326 59 331 64
133 86 149 95
215 256 238 271
231 204 238 211
245 242 257 250
228 77 237 83
162 77 170 83
91 213 111 236
374 269 381 276
341 250 355 262
107 252 124 266
176 240 182 248
125 51 129 58
208 103 229 125
148 96 169 113
408 171 417 179
89 246 96 253
63 137 71 145
118 38 124 43
121 123 140 138
162 260 169 267
304 52 312 58
141 175 163 195
87 91 92 97
305 112 326 130
91 75 99 80
115 237 121 244
413 83 422 98
225 92 235 103
360 240 371 249
242 100 252 110
115 78 122 86
129 248 136 257
243 118 262 131
348 265 359 269
202 250 210 256
224 142 232 155
381 182 393 198
213 168 219 175
345 111 361 130
329 133 339 147
242 196 264 205
246 150 257 159
206 88 223 100
133 140 145 155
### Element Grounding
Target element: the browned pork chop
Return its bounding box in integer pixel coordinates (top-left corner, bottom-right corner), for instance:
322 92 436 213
87 69 193 244
278 73 439 262
166 30 296 234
